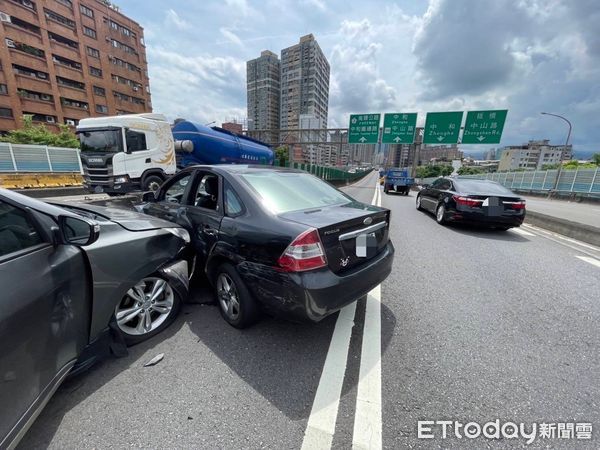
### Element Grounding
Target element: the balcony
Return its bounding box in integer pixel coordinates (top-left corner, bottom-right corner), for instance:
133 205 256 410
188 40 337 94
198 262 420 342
53 62 83 79
48 33 79 55
14 73 50 92
44 18 78 42
1 2 38 23
8 50 47 70
57 84 86 98
19 97 57 115
3 22 43 45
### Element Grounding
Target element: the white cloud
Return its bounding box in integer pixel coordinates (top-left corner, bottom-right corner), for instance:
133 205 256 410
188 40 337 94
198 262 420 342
219 27 244 47
165 9 191 31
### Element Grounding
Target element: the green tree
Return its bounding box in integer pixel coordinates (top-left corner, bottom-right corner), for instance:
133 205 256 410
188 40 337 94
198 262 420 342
541 163 560 170
457 166 485 175
0 115 79 148
274 145 288 166
416 164 453 178
593 153 600 165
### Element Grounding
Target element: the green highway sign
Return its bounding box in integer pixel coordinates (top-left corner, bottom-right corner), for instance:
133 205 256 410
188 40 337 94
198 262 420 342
348 114 381 144
382 113 417 144
462 110 508 144
423 111 463 144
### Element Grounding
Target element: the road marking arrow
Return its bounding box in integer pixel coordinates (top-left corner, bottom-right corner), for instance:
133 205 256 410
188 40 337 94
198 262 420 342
437 136 444 142
393 136 401 143
477 136 485 142
359 136 367 143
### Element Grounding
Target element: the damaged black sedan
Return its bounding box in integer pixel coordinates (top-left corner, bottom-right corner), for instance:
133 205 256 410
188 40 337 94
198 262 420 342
0 188 189 449
142 165 394 328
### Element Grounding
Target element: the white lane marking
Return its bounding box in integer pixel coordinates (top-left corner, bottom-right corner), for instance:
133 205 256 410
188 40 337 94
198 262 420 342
301 176 380 450
522 224 600 252
352 180 383 450
352 286 382 450
301 302 357 450
511 228 536 237
576 255 600 269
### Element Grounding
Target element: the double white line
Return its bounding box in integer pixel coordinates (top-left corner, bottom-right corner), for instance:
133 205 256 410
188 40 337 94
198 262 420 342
302 181 383 450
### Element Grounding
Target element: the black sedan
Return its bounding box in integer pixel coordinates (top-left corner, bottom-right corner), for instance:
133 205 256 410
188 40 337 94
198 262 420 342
142 165 395 328
416 178 526 229
0 188 189 449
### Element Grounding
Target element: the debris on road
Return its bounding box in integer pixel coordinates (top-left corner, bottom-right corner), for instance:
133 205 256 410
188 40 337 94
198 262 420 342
143 353 164 367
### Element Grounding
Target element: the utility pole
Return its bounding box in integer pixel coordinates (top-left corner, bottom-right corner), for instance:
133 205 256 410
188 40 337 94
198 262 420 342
541 112 572 196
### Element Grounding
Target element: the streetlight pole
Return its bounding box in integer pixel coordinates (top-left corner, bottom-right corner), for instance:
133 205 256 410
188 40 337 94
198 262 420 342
540 112 572 195
204 121 216 127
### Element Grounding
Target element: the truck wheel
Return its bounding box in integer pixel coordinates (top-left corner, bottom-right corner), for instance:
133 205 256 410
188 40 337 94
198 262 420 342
384 186 389 194
142 175 163 192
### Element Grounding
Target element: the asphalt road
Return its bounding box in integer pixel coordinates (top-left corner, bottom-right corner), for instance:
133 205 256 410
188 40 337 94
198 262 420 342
19 172 600 449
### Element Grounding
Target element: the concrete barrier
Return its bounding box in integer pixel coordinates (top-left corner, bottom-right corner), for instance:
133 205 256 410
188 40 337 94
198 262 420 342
0 173 82 189
525 211 600 247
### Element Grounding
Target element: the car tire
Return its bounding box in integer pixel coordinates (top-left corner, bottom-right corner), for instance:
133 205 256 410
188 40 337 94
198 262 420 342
142 174 163 192
214 263 259 328
114 275 182 346
416 195 423 210
497 226 510 231
436 203 447 225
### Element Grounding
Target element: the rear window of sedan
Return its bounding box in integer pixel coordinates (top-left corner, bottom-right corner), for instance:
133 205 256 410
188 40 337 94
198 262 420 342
239 171 351 213
454 180 516 195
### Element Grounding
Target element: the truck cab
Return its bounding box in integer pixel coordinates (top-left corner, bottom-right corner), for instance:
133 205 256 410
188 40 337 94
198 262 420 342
77 113 176 194
383 168 415 195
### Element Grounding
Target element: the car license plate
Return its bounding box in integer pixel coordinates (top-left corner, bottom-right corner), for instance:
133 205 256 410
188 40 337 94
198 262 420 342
356 233 377 257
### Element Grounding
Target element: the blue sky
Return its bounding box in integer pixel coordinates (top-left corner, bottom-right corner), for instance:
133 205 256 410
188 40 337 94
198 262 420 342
117 0 600 155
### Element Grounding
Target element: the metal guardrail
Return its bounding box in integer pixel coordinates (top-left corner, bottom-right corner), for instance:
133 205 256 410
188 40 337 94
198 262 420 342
0 142 82 173
279 161 371 182
420 168 600 195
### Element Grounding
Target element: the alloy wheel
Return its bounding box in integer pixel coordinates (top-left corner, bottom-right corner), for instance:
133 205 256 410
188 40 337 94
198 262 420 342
217 273 240 320
115 277 174 336
436 204 445 223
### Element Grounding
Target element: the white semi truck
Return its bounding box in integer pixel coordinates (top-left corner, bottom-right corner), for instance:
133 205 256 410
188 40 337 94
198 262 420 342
76 113 273 194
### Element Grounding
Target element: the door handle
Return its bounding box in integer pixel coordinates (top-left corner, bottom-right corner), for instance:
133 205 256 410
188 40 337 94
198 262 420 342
202 225 218 236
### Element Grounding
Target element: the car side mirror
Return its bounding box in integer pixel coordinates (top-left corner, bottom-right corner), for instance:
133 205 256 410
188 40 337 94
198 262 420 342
142 191 156 202
422 184 430 189
58 215 100 246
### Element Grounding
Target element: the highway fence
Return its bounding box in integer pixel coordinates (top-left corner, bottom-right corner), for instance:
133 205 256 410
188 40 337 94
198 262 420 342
278 160 371 183
0 142 82 173
421 168 600 196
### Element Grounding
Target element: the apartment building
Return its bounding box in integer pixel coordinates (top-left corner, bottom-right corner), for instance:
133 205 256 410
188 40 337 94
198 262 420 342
0 0 151 133
246 49 279 140
498 140 573 171
279 34 329 131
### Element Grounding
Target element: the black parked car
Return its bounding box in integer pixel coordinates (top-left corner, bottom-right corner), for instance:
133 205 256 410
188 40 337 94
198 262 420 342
142 165 395 328
0 188 190 449
416 178 526 229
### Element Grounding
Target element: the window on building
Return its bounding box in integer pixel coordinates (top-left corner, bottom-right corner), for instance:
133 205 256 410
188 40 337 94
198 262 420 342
24 112 56 123
6 38 45 58
0 107 13 118
86 46 99 58
89 66 102 77
95 104 108 114
80 4 93 17
10 0 37 10
125 129 147 152
12 64 49 80
55 0 73 9
82 26 97 39
7 16 41 34
56 76 85 90
44 8 75 28
61 97 88 110
18 88 54 102
52 54 81 70
48 31 78 49
93 85 105 96
0 84 7 95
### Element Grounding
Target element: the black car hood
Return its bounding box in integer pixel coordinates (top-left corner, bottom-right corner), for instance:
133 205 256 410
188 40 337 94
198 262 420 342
51 201 178 231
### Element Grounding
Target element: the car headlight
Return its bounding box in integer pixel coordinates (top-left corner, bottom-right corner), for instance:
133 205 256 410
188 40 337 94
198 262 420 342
114 176 129 183
165 227 190 244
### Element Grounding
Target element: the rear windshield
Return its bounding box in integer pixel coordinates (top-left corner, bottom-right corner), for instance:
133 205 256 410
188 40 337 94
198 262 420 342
239 171 351 213
455 180 515 195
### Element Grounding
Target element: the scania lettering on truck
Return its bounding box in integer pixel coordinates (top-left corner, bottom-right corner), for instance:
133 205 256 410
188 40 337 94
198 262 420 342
77 113 274 194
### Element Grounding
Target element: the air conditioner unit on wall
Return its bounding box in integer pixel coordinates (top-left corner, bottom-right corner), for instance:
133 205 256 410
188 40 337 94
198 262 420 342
46 116 55 123
66 119 75 126
0 12 11 22
22 0 33 8
5 38 15 48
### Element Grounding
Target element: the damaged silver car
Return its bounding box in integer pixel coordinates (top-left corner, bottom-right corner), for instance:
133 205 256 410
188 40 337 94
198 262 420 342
0 188 190 449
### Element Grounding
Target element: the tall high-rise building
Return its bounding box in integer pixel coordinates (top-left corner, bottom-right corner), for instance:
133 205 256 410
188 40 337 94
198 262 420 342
0 0 151 133
246 50 279 139
279 34 329 130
